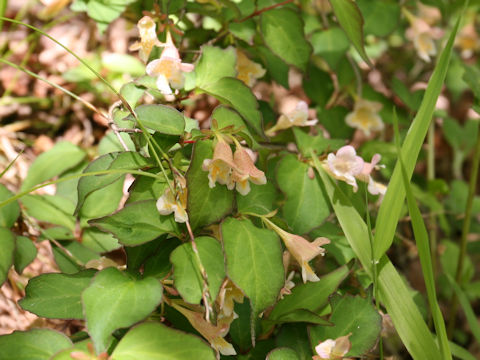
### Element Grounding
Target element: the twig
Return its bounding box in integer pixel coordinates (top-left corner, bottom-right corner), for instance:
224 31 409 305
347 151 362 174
235 0 295 23
108 101 130 151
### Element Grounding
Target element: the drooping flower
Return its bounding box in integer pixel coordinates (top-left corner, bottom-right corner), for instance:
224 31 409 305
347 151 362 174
236 50 266 87
171 301 236 356
216 279 244 319
266 101 318 136
39 0 71 19
129 16 163 63
264 218 330 283
202 139 236 190
404 9 443 63
324 146 386 196
156 178 188 223
456 23 480 59
231 145 266 196
146 32 194 95
345 99 384 136
325 146 365 192
313 334 352 360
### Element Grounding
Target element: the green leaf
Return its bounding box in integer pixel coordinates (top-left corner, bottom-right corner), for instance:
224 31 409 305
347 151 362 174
221 217 284 314
267 348 300 360
186 140 234 230
0 329 72 360
79 175 124 221
374 18 460 259
303 64 334 107
102 53 144 76
229 299 257 352
0 184 20 228
171 236 226 304
202 77 264 137
128 104 185 135
268 265 349 320
21 141 86 191
14 236 37 274
22 195 75 230
144 237 182 279
195 45 237 88
256 45 290 89
293 128 344 158
19 269 96 319
86 0 135 31
268 309 330 326
395 114 451 359
76 151 151 214
356 0 400 37
310 27 350 69
260 8 312 71
276 324 312 360
310 295 382 357
110 322 216 360
212 105 255 147
82 267 163 353
276 155 330 234
312 158 443 359
229 20 256 43
126 236 166 272
0 228 15 285
90 200 178 246
462 63 480 99
237 181 277 216
50 339 93 360
328 0 370 65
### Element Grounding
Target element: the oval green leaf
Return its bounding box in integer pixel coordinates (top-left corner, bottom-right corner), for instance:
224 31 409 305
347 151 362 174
82 267 163 353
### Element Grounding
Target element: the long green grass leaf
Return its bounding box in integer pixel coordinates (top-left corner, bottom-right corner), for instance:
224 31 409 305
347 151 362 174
394 112 451 359
448 340 477 360
445 274 480 344
373 18 461 259
312 154 441 360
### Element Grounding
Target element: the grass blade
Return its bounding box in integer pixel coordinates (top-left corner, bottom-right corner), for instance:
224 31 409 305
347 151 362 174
373 18 461 259
445 274 480 344
312 153 441 360
393 112 451 359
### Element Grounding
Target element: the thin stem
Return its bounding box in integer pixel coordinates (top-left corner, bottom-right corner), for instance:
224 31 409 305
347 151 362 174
185 219 214 322
235 0 294 22
448 124 480 337
0 169 162 209
0 16 135 115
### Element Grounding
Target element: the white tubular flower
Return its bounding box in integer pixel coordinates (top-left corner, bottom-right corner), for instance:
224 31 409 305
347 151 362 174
345 99 384 136
202 139 236 190
265 218 330 283
129 16 162 63
146 32 194 95
266 101 318 136
313 334 352 360
156 180 188 223
236 49 266 87
405 10 443 63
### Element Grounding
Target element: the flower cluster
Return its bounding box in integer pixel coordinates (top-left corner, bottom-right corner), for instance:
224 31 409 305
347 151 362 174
345 99 384 137
266 101 318 136
202 138 266 196
324 145 386 196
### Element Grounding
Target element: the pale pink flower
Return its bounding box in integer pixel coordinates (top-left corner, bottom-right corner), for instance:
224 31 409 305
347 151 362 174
264 218 330 283
405 11 443 63
129 16 162 63
313 334 352 360
266 101 318 136
146 32 194 95
345 99 384 136
202 140 236 190
231 145 266 196
325 146 365 192
236 50 266 87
